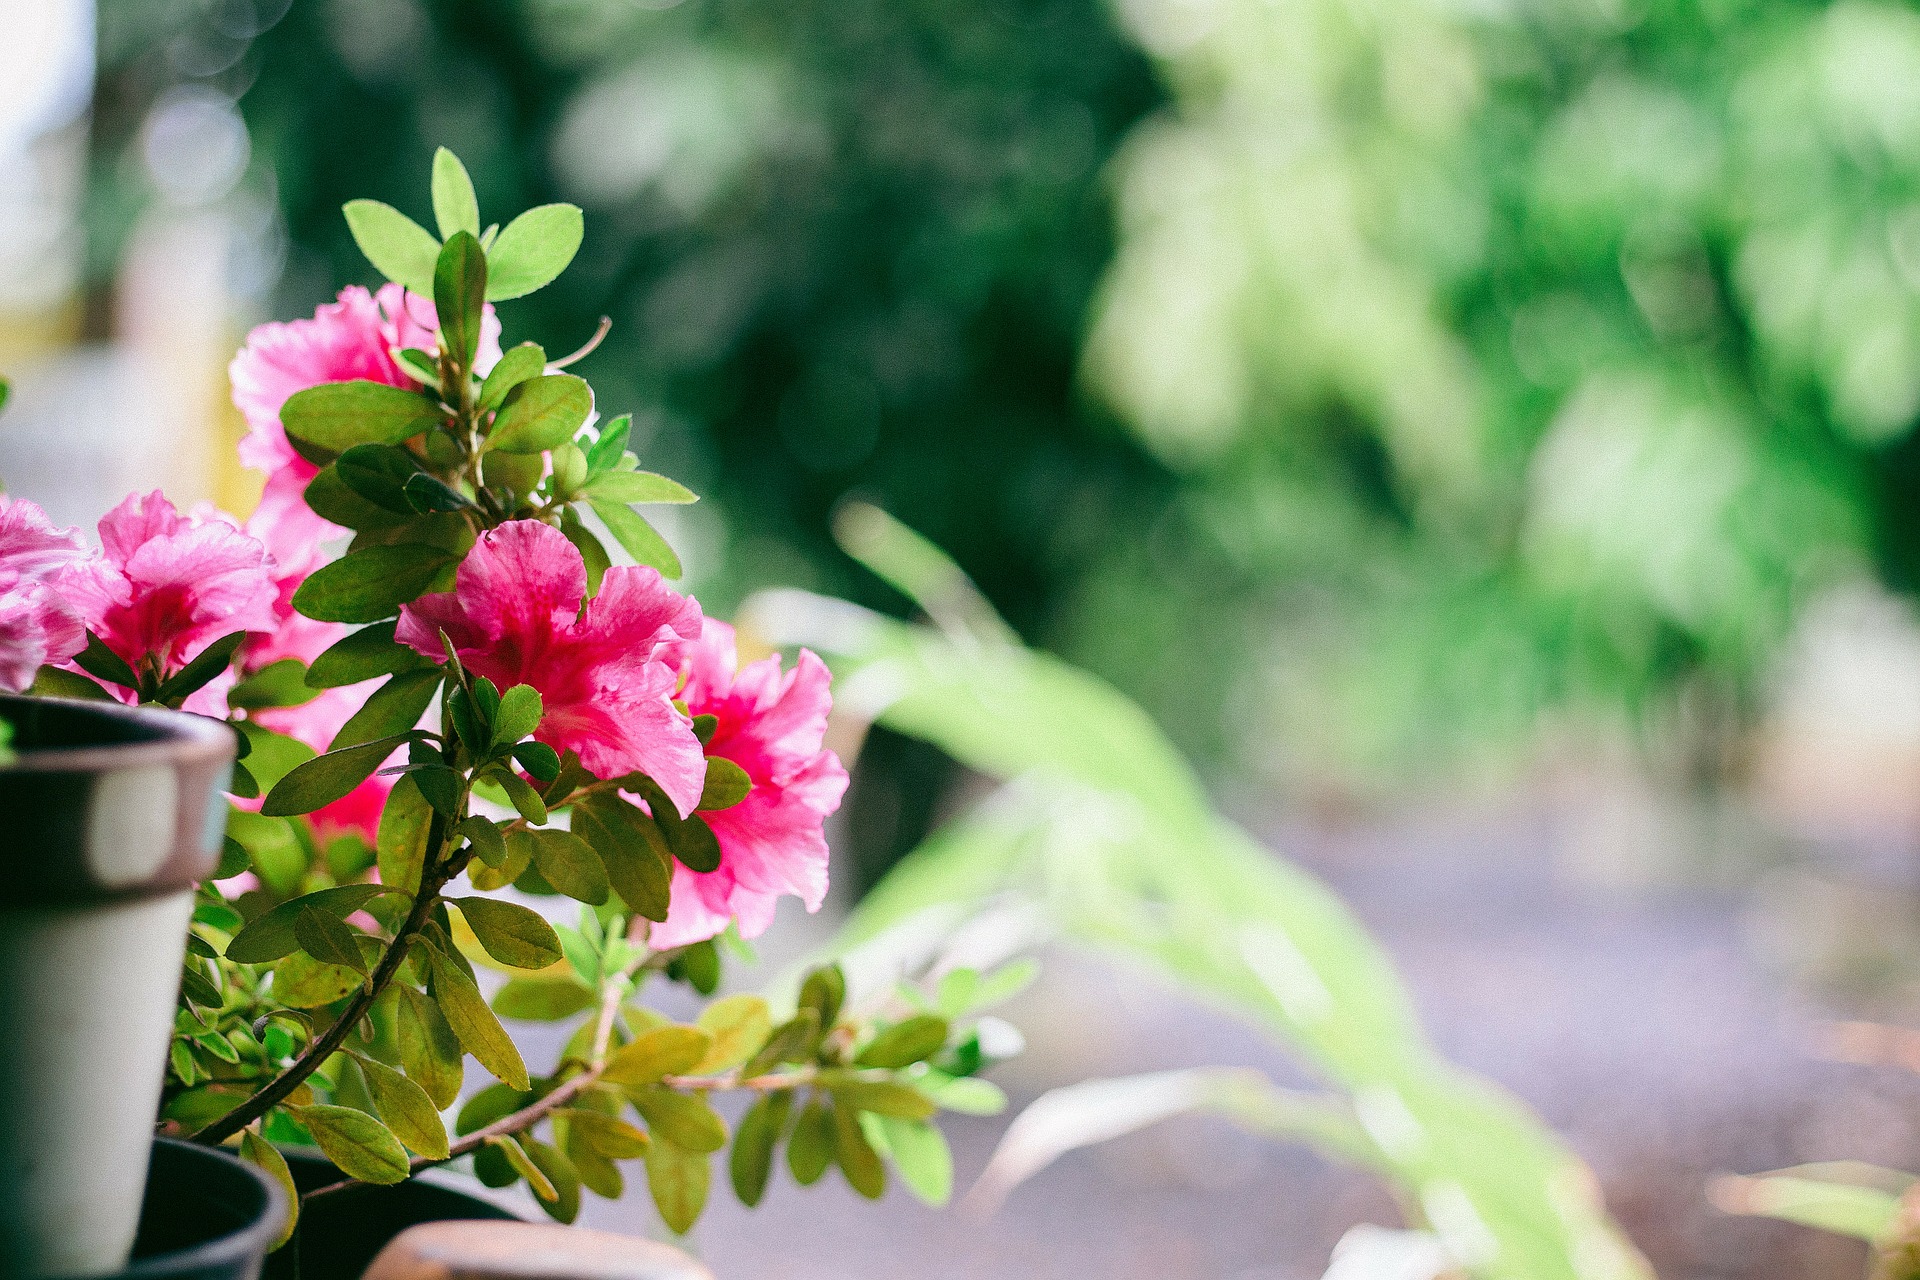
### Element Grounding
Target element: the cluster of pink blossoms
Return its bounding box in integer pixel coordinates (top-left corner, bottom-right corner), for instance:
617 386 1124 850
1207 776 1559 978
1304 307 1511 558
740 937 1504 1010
0 284 843 947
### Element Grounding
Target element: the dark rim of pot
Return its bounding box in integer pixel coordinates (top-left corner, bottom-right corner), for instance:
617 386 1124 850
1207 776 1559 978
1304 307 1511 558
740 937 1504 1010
117 1138 287 1279
0 694 235 776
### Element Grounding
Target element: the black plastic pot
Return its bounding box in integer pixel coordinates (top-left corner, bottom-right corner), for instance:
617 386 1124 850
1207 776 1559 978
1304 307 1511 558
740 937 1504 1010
112 1138 285 1280
262 1148 520 1280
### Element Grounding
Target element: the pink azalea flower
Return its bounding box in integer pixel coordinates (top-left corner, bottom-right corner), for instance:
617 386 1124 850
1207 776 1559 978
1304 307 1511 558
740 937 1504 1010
229 282 501 546
0 498 91 691
648 620 847 949
62 491 279 686
395 520 708 815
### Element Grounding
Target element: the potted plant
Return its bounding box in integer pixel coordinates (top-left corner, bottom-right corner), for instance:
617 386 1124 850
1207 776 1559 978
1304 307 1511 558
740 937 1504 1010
0 151 1012 1275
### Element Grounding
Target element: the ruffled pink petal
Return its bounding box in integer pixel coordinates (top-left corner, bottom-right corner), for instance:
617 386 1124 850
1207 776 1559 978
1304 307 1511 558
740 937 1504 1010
0 573 85 692
451 521 588 672
0 498 87 579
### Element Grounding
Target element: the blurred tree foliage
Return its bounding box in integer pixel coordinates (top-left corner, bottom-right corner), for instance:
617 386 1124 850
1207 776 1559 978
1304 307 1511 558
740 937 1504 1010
88 0 1920 822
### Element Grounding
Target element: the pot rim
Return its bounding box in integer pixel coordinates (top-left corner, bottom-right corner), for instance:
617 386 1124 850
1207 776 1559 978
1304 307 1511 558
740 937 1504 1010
114 1137 287 1280
0 695 235 778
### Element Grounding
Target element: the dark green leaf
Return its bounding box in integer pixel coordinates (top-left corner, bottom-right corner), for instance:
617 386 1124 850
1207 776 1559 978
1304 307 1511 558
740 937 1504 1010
402 473 470 513
798 965 846 1035
672 939 720 995
743 1010 819 1076
304 465 410 530
819 1073 938 1121
590 500 681 578
729 1090 792 1208
294 907 368 976
490 1137 556 1201
457 815 507 867
430 147 480 240
629 1088 727 1154
333 669 442 749
855 1015 950 1069
523 829 607 905
511 741 561 784
834 1101 886 1199
307 622 429 689
73 632 137 689
293 544 459 623
479 343 546 412
225 884 394 963
787 1098 835 1186
357 1055 450 1159
493 768 548 825
493 974 596 1021
336 444 424 514
410 763 462 817
343 199 441 297
228 659 319 710
283 379 442 457
434 231 487 367
558 506 611 596
456 1082 533 1136
569 795 671 922
492 684 543 745
179 965 222 1008
261 733 412 816
487 375 591 455
473 1142 518 1188
485 204 584 301
427 943 530 1090
454 897 563 969
565 1134 624 1200
295 1103 411 1184
522 1138 582 1224
156 632 246 705
214 835 250 880
697 758 751 812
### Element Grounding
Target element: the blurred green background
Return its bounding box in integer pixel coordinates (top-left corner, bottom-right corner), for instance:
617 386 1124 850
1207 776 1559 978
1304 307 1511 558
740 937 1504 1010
66 0 1920 883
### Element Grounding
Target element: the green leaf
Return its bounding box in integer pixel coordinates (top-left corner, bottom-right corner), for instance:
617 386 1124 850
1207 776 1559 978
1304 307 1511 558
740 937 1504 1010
916 1073 1007 1116
660 810 721 875
524 829 608 905
787 1098 835 1186
458 815 507 867
569 795 671 922
155 632 246 705
456 1082 533 1136
566 1133 624 1201
696 758 751 812
73 632 137 689
225 884 394 963
403 473 470 514
557 1108 651 1159
522 1137 582 1224
487 374 592 455
630 1089 727 1154
214 835 250 880
729 1090 792 1208
30 666 111 700
454 897 563 969
603 1026 712 1088
283 380 442 457
878 1117 952 1207
1714 1172 1904 1242
357 1055 450 1159
493 768 548 825
335 443 424 514
819 1073 938 1121
293 544 459 623
798 965 846 1035
643 1136 709 1235
590 500 681 578
274 949 367 1008
492 684 543 746
430 147 480 240
343 199 441 297
228 659 319 710
511 741 562 784
585 415 630 472
585 471 697 505
294 907 368 976
491 1135 556 1201
493 973 596 1021
239 1130 299 1250
261 733 411 816
377 773 434 894
397 985 465 1109
693 995 773 1074
485 204 584 301
411 763 463 817
333 669 442 749
833 1101 886 1199
427 942 530 1090
296 1103 411 1184
855 1015 949 1069
743 1010 819 1077
307 621 429 688
479 343 546 412
435 231 487 367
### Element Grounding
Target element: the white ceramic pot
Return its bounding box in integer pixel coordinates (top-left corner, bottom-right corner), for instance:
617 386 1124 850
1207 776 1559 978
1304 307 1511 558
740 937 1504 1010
0 695 235 1278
